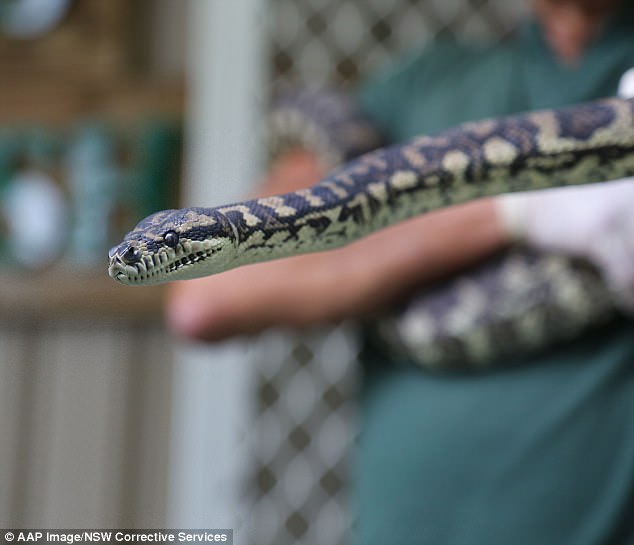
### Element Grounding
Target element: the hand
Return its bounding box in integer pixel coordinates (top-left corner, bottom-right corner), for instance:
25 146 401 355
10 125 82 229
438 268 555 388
496 178 634 312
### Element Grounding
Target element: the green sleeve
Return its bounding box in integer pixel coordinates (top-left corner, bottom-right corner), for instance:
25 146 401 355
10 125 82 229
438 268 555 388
356 37 519 141
356 38 468 139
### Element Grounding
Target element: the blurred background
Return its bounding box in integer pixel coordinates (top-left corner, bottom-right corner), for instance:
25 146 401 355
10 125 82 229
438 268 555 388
0 0 527 543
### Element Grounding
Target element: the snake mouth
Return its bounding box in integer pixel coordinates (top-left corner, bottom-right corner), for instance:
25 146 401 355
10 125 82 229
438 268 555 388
109 240 228 285
109 251 209 285
108 259 153 285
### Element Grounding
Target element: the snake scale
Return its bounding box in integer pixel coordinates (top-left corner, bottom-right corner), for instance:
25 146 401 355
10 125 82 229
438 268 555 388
109 97 634 363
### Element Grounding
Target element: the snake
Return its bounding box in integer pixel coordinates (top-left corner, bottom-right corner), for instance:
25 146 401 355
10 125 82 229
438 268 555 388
108 98 634 368
109 97 634 362
365 247 617 368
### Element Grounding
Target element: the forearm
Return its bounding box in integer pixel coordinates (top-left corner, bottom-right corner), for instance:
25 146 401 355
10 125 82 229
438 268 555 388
368 199 509 302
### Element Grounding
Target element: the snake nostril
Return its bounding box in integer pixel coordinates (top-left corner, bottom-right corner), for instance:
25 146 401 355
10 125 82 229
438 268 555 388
121 245 142 265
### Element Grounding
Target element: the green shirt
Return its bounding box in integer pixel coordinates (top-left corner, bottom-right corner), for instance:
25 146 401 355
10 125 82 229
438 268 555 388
353 7 634 545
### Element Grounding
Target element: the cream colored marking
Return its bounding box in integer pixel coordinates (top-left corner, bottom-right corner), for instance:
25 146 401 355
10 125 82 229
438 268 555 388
390 170 419 190
531 111 569 151
462 118 497 137
483 137 519 165
183 209 216 225
445 279 487 335
401 312 436 344
258 196 297 217
411 134 446 147
345 154 388 177
441 150 470 174
296 188 325 207
321 180 349 198
218 205 261 227
403 146 427 169
367 181 387 200
141 232 166 243
362 154 389 170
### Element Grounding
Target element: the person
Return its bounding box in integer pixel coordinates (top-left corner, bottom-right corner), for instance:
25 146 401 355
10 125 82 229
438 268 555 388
166 0 634 543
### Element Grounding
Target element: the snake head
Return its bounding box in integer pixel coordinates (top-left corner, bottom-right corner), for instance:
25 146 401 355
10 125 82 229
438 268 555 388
108 208 238 285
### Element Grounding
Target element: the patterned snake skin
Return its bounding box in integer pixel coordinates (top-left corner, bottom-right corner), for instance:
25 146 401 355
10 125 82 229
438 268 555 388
109 97 634 364
367 248 616 368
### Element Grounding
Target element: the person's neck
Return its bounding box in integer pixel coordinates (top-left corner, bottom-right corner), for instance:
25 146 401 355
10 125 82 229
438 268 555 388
537 0 620 66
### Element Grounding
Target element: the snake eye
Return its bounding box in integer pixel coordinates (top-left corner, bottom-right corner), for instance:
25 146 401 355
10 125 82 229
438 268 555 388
121 245 141 264
163 230 179 248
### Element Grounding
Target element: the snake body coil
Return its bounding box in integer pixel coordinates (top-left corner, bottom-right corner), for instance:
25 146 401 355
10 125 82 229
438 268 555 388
109 97 634 286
